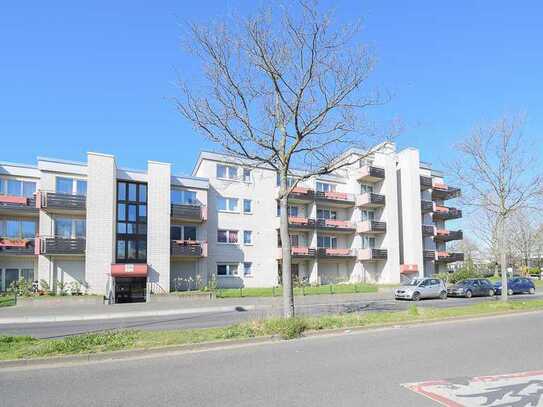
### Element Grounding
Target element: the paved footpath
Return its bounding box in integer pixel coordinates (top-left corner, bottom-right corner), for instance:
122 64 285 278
2 311 543 406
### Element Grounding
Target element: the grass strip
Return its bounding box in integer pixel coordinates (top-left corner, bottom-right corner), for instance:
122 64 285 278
2 299 543 361
214 283 378 298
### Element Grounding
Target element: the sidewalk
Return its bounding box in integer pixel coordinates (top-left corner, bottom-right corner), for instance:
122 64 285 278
0 290 394 324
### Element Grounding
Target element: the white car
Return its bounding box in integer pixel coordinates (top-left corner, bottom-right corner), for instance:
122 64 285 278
394 278 447 301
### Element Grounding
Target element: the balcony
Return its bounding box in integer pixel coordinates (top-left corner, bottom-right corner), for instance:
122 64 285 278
431 183 461 201
38 237 85 256
434 229 463 243
432 206 462 221
276 247 316 259
423 250 436 260
287 187 315 203
171 204 207 223
171 240 207 257
436 252 464 263
357 248 388 261
420 176 433 190
286 216 316 231
421 200 434 213
400 264 419 274
356 165 385 183
0 195 39 217
317 248 356 259
314 191 355 207
315 219 356 233
422 225 435 237
0 238 36 256
357 220 386 234
356 192 385 208
38 192 86 213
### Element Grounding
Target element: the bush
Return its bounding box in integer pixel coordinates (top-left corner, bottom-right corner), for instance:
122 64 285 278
39 279 50 294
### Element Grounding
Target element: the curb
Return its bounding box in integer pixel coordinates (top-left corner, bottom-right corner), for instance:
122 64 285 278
0 305 256 324
2 308 542 370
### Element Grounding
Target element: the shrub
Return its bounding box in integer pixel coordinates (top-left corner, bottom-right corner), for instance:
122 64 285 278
39 279 50 293
69 281 82 296
57 281 67 296
448 267 482 284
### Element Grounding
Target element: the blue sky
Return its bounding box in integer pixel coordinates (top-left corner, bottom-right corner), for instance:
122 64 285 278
1 0 542 176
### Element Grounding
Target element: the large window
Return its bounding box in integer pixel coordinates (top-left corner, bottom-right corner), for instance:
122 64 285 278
316 182 336 193
171 189 198 205
116 181 147 263
0 220 36 239
170 225 197 241
317 235 337 249
243 230 253 245
0 178 36 197
362 236 375 249
1 268 34 291
54 218 86 239
217 197 239 212
56 177 87 196
316 208 337 220
243 199 252 214
216 164 239 180
217 229 238 244
361 210 375 221
217 264 238 276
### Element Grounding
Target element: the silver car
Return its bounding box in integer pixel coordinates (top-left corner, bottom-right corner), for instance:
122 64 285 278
394 278 447 301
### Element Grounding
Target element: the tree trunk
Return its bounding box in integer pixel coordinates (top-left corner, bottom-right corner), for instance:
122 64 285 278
499 215 509 301
279 179 295 318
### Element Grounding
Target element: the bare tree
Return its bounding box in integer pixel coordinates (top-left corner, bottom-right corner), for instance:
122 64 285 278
508 210 541 269
450 115 543 300
176 1 387 317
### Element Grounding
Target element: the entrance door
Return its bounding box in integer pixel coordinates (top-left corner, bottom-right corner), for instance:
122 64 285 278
115 277 146 303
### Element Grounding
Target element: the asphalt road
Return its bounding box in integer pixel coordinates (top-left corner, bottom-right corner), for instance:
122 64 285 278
1 292 541 339
2 311 543 406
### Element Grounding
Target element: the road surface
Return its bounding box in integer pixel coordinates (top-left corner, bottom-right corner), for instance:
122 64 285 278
2 310 543 406
1 292 541 338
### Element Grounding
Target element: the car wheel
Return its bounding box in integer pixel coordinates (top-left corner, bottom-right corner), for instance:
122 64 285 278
488 289 495 297
529 287 535 294
412 292 421 301
439 290 447 300
507 288 514 296
465 290 472 298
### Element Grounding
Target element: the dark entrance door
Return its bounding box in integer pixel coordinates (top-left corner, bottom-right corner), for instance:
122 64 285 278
115 277 146 303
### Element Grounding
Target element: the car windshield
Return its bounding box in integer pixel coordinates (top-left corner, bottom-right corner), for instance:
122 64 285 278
403 279 424 286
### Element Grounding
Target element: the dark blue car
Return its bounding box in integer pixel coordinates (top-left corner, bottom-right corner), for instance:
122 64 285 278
494 277 536 295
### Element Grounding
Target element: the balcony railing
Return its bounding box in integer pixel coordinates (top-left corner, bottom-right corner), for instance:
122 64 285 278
423 250 436 260
0 238 36 255
421 200 434 213
314 191 355 205
276 247 317 259
356 165 385 183
287 187 315 202
422 225 435 236
0 195 39 216
39 237 85 255
317 248 356 258
171 204 207 222
357 220 386 234
287 216 316 230
434 229 463 242
432 206 462 221
420 176 433 190
436 252 464 263
315 219 356 232
356 192 385 208
170 240 207 257
431 183 461 200
38 192 86 212
357 248 388 261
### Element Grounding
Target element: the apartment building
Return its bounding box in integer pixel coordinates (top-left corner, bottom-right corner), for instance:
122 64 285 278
0 142 463 302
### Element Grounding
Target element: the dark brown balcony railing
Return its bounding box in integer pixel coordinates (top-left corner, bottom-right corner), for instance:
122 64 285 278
0 238 36 255
423 250 436 260
170 240 206 257
420 176 433 190
358 248 388 261
314 191 355 205
357 220 386 234
315 219 356 232
40 237 85 255
431 184 461 200
421 200 434 213
422 225 435 236
434 230 463 242
436 252 464 263
40 192 86 212
0 195 38 216
287 187 315 202
432 206 462 221
357 193 386 208
171 204 206 222
357 165 385 183
317 248 356 258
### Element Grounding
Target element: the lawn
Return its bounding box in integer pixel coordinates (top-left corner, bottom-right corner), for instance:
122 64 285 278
0 294 16 308
2 299 543 361
215 283 378 298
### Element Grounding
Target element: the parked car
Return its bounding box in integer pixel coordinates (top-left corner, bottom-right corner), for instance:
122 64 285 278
394 278 447 301
447 279 495 298
494 277 536 295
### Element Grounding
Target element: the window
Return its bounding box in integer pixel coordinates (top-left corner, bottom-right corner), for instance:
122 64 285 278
218 229 238 243
55 219 72 238
290 234 299 247
288 206 299 217
217 164 238 180
0 220 36 239
243 199 252 214
317 235 337 249
360 184 373 194
276 174 296 187
243 168 251 182
362 236 375 249
1 268 35 291
1 179 36 197
244 262 253 276
316 208 337 220
217 197 239 212
116 181 147 263
76 180 87 196
361 210 375 221
171 189 198 205
56 177 86 196
316 182 336 193
170 225 197 241
244 231 252 245
217 264 238 276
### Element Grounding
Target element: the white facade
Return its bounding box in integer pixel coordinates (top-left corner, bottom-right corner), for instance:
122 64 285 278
0 142 463 299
